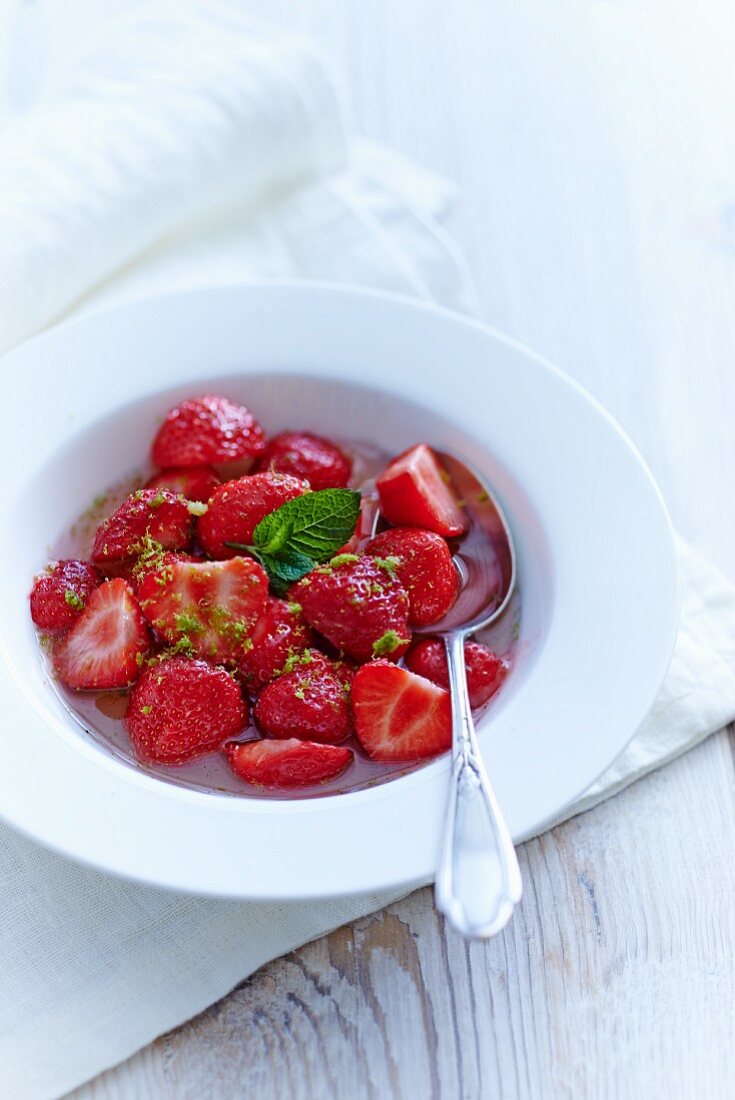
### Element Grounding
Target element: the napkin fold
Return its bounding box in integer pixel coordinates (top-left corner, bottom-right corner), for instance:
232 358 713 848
1 4 734 1098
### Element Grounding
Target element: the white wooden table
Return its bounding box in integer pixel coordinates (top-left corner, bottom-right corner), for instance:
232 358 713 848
70 1 735 1095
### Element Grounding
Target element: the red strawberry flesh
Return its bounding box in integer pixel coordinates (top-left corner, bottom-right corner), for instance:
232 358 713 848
151 395 266 468
237 597 313 693
127 656 247 764
364 527 459 626
293 555 411 663
144 465 221 503
30 559 101 633
405 639 507 709
53 578 150 690
224 738 352 789
138 556 268 664
92 489 193 563
352 660 452 761
197 472 309 560
254 431 352 490
376 444 466 537
254 661 352 744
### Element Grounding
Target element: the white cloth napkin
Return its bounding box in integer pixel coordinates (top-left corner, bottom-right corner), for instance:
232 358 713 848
1 5 734 1098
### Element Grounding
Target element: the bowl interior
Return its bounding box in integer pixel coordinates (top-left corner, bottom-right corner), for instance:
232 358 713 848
9 373 552 795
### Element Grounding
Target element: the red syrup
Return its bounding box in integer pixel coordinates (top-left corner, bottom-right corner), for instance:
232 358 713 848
41 440 520 799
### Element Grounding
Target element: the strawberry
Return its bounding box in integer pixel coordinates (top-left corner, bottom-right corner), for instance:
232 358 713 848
119 549 200 597
376 444 466 537
53 578 150 690
197 473 309 560
364 528 459 626
352 660 452 761
126 656 247 764
144 465 221 503
224 738 352 789
92 489 193 563
236 597 314 693
138 556 268 664
254 431 352 490
151 394 266 469
293 555 411 663
253 659 352 744
30 559 101 633
405 639 507 709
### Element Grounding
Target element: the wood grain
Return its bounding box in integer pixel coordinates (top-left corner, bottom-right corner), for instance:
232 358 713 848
64 0 735 1096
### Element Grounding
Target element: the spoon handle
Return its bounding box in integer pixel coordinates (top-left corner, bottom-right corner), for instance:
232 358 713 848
434 632 522 938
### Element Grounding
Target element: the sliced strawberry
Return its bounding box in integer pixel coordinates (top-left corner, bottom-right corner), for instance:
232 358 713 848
352 660 452 761
293 555 411 663
237 597 313 694
144 465 221 503
92 489 193 563
254 431 352 490
53 578 150 690
364 527 459 627
120 549 200 598
137 556 268 664
376 444 466 537
224 738 352 789
151 394 266 468
126 656 247 764
254 659 352 744
405 639 507 709
197 473 309 560
30 559 101 633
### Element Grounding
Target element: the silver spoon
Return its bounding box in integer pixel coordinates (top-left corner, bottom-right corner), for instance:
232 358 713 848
372 450 521 938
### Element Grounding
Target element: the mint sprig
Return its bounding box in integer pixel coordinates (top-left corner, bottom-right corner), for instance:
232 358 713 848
225 488 361 595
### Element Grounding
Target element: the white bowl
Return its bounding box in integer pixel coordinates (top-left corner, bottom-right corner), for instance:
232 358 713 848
0 283 678 899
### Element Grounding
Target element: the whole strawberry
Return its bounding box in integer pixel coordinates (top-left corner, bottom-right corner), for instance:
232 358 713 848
53 578 150 690
254 657 352 744
144 465 221 503
127 656 248 764
364 527 459 626
30 559 101 633
405 639 507 709
293 555 411 663
197 472 309 560
237 597 313 694
92 489 193 563
254 431 352 490
151 394 266 468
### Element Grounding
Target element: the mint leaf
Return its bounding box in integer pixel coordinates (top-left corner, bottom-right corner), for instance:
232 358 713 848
253 489 361 563
264 548 315 596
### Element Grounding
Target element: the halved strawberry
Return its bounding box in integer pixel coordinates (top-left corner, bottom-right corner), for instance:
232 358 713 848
405 638 507 709
144 465 221 503
254 431 352 490
293 555 411 663
151 394 266 468
30 559 101 633
352 660 452 761
376 444 466 537
224 738 352 789
253 658 352 744
53 578 150 690
237 597 314 694
120 550 200 598
92 489 193 563
364 527 459 626
137 556 268 664
197 473 309 560
127 656 247 764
